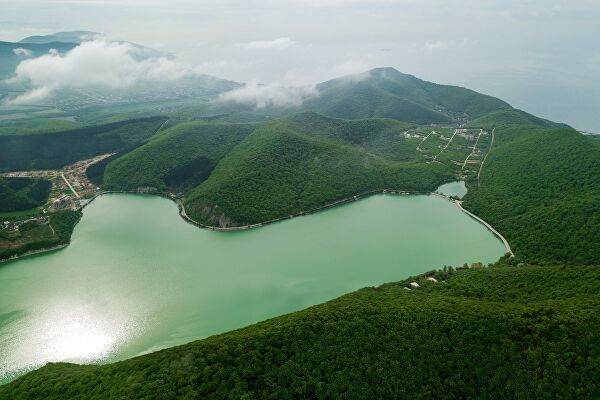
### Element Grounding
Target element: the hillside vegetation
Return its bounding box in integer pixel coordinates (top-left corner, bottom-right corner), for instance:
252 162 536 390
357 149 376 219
185 114 449 226
100 112 452 226
0 210 80 261
303 67 511 123
465 110 600 264
0 177 51 212
103 121 258 190
2 261 598 399
0 116 168 172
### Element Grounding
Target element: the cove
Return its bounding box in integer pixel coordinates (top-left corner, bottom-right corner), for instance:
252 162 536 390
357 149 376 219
436 181 468 199
0 193 505 383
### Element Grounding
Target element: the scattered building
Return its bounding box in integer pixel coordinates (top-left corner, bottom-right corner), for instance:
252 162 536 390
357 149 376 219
52 194 71 210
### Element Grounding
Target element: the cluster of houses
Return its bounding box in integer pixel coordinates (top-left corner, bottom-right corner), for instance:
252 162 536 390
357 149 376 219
51 194 72 210
402 131 425 140
1 216 49 237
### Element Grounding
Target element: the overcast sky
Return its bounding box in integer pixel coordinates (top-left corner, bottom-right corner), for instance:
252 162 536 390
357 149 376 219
2 0 599 131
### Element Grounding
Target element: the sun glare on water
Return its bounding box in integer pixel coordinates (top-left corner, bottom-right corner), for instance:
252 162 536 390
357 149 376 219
0 301 139 382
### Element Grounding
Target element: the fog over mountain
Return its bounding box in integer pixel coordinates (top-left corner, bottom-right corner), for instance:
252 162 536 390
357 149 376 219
2 0 600 131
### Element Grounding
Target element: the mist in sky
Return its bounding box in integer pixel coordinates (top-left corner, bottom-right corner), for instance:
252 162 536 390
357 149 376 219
2 0 599 131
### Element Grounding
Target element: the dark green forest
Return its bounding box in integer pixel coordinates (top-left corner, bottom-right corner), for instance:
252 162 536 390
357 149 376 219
0 116 167 172
185 116 450 226
303 67 511 123
464 110 600 264
103 121 258 189
0 177 51 212
3 261 598 399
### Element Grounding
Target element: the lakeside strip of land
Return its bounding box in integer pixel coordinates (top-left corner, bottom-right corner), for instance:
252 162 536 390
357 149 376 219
430 191 512 256
1 188 513 264
455 199 514 256
176 188 429 231
0 243 69 265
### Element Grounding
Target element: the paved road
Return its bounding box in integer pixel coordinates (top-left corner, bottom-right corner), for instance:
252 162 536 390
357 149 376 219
61 173 80 198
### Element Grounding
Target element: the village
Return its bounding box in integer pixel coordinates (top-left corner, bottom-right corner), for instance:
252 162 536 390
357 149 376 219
405 126 491 180
0 154 113 238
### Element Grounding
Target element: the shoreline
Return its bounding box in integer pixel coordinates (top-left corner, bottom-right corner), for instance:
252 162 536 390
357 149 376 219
0 243 69 265
454 199 513 256
1 186 513 264
176 188 429 231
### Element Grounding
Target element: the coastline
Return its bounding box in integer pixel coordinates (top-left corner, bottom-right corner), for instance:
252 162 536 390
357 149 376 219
0 243 69 265
176 188 429 232
1 186 514 264
455 199 513 256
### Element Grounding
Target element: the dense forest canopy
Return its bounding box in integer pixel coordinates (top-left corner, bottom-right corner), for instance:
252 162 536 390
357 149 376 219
0 116 168 172
0 177 51 212
465 110 600 264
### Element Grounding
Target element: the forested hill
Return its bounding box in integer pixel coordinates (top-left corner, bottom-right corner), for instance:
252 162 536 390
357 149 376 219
0 177 51 212
302 67 512 123
99 105 599 264
464 109 600 264
101 113 452 227
206 67 512 124
184 116 448 226
3 261 598 399
0 116 168 172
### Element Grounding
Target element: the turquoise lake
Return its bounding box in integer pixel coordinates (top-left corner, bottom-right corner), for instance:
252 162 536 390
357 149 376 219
0 192 504 382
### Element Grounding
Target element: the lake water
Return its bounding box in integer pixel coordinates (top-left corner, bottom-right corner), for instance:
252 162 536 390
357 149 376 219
436 181 468 199
0 192 504 383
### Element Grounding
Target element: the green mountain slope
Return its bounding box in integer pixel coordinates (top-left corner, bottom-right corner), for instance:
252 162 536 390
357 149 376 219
282 112 420 161
104 121 258 190
303 67 511 123
3 261 598 399
176 113 447 226
0 116 167 172
102 112 450 227
0 177 51 212
464 110 600 264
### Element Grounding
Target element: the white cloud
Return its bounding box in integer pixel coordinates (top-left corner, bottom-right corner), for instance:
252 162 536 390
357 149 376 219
238 37 296 50
218 81 317 108
12 48 32 57
7 87 52 104
6 40 196 104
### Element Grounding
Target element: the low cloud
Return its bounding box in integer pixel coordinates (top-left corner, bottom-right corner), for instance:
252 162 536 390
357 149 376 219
12 48 32 57
238 37 296 51
218 81 317 108
5 40 196 104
